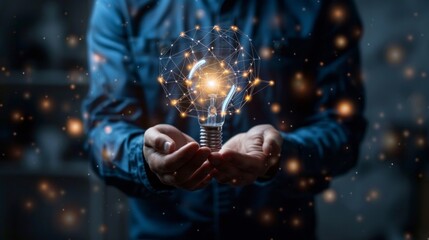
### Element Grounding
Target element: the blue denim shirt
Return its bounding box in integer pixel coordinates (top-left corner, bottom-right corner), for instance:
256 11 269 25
83 0 366 239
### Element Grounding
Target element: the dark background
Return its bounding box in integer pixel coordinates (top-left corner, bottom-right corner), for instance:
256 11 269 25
0 0 428 239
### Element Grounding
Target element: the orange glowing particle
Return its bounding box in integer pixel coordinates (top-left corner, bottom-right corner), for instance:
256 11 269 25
337 101 353 117
259 210 274 225
11 111 22 121
253 78 261 86
335 35 348 49
271 103 281 113
67 35 78 47
67 118 83 137
331 5 346 22
180 112 187 118
285 158 300 175
180 32 185 37
269 80 275 86
322 189 337 203
404 67 415 79
366 189 380 202
41 98 52 111
157 76 164 83
92 53 105 63
39 181 49 192
259 47 273 59
245 95 252 101
230 25 238 31
170 99 178 106
61 210 78 227
386 45 404 64
25 200 34 210
291 217 301 227
213 25 221 31
99 224 108 234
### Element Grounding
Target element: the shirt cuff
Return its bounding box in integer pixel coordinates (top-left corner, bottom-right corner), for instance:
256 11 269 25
130 134 174 194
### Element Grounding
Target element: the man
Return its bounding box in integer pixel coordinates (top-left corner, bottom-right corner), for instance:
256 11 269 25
83 0 367 239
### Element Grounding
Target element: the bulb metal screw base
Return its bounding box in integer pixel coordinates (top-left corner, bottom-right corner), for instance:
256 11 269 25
200 126 222 152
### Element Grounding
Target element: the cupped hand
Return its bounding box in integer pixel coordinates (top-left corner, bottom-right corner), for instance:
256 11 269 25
209 124 283 186
143 124 213 191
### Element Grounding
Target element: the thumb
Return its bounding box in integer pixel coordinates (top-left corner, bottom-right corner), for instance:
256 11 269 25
262 128 282 157
144 128 176 154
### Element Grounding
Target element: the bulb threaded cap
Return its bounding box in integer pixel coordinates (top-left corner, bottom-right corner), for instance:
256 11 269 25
200 126 222 152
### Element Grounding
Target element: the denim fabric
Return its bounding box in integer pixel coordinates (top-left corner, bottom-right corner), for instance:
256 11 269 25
83 0 366 239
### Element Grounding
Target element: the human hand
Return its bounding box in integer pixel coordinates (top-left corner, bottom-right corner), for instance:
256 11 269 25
143 124 213 191
209 124 283 186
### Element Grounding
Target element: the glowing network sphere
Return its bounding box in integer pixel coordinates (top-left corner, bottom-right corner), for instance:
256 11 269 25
159 25 269 120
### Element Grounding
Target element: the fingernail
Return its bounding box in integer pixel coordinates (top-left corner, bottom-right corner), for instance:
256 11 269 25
163 142 171 153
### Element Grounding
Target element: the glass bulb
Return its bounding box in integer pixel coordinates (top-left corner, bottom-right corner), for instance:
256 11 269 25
187 57 237 151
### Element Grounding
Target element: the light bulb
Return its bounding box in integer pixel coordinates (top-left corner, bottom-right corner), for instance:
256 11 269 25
187 57 237 151
158 26 269 152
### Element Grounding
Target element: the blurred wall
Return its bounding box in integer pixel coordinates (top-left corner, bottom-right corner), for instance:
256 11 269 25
317 1 429 239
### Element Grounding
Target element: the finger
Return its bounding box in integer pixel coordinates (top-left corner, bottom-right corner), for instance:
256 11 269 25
178 161 213 190
173 148 211 184
262 128 283 156
207 152 223 167
221 149 262 173
153 142 199 173
144 128 176 154
156 124 196 148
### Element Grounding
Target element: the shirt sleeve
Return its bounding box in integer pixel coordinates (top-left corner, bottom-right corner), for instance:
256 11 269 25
269 0 367 194
83 0 172 197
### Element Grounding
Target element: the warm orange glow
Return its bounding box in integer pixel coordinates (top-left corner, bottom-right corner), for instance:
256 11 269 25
253 78 261 86
386 45 404 64
25 200 34 210
337 101 354 117
67 118 83 137
322 189 337 203
366 189 380 202
335 35 348 49
40 98 52 111
157 76 164 83
92 53 105 63
60 210 78 227
259 47 273 59
285 158 300 175
330 5 346 22
271 103 281 113
39 181 49 192
170 99 178 106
